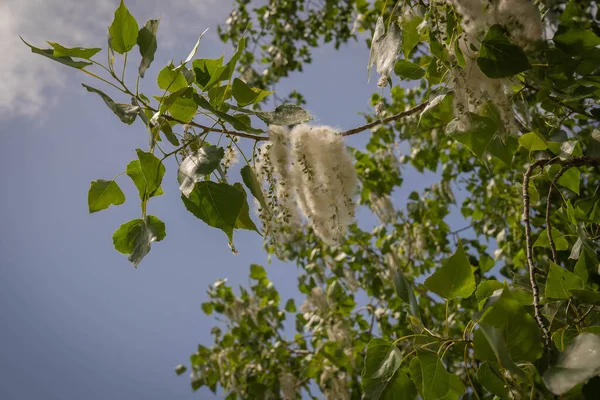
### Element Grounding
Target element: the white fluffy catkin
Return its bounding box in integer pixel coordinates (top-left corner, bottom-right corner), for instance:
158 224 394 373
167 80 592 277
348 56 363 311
290 124 357 244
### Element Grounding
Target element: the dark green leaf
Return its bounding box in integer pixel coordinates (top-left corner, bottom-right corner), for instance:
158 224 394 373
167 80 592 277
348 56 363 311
481 286 544 363
46 42 101 59
394 59 426 80
393 265 420 319
476 280 504 309
21 37 92 69
127 150 165 200
112 215 166 267
476 362 510 400
487 135 518 167
361 338 407 400
554 24 600 55
181 181 245 245
254 104 312 126
569 289 600 305
178 146 225 197
558 167 581 195
175 365 187 376
233 183 260 233
194 94 262 133
574 248 599 284
417 349 449 399
446 113 497 160
543 333 600 395
232 78 273 106
285 299 296 312
137 19 159 78
475 324 526 378
82 84 139 124
546 261 584 299
241 165 268 212
108 0 139 54
88 179 126 213
424 241 476 299
193 56 225 88
477 24 531 78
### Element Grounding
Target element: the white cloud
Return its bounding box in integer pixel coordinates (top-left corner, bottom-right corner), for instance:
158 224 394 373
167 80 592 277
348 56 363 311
0 0 231 119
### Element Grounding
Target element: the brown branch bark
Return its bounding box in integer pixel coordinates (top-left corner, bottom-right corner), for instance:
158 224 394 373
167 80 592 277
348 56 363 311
523 156 600 353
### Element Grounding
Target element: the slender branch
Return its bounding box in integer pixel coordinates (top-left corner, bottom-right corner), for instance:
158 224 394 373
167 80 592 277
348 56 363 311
546 166 569 264
523 156 600 353
162 115 267 141
340 101 429 137
523 159 554 352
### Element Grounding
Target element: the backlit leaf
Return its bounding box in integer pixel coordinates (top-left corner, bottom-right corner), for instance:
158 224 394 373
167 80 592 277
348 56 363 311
112 215 166 267
424 241 476 299
88 179 126 213
108 0 139 54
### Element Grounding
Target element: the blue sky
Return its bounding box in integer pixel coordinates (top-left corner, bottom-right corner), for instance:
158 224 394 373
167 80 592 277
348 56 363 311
0 1 447 399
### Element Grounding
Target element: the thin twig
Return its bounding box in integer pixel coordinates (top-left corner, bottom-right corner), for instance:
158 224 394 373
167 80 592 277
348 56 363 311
523 159 554 352
523 156 600 353
340 101 429 137
546 166 569 264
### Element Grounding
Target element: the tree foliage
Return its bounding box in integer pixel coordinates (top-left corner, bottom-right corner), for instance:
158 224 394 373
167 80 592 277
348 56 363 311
25 0 600 398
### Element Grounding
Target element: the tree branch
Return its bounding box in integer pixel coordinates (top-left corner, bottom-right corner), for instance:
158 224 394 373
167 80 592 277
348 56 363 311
523 156 600 353
340 101 429 137
523 159 552 352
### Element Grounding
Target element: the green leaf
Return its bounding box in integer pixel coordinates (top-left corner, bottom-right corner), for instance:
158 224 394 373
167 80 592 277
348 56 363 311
207 37 246 90
241 165 268 213
554 24 600 55
137 19 159 78
161 87 198 123
402 17 424 58
284 299 296 312
193 94 262 133
250 264 267 280
46 42 101 59
424 241 476 299
175 365 187 376
88 179 126 213
409 357 423 397
254 104 312 126
127 150 165 200
361 339 407 400
487 135 518 167
112 215 166 267
533 229 569 251
232 78 273 106
480 286 544 363
157 64 190 92
546 261 584 300
181 181 245 245
178 146 225 197
446 113 497 160
477 24 531 78
108 0 139 54
233 183 260 233
570 289 600 305
574 248 599 284
193 56 225 88
81 84 139 124
474 324 526 378
393 265 420 319
417 350 449 399
519 131 548 151
476 362 510 400
476 280 504 310
201 302 213 315
394 59 425 80
21 37 92 69
558 167 581 195
543 333 600 395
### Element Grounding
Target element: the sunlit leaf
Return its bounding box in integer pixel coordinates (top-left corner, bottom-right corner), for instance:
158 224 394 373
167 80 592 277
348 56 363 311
108 0 139 54
88 179 126 213
424 241 475 299
113 215 166 267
